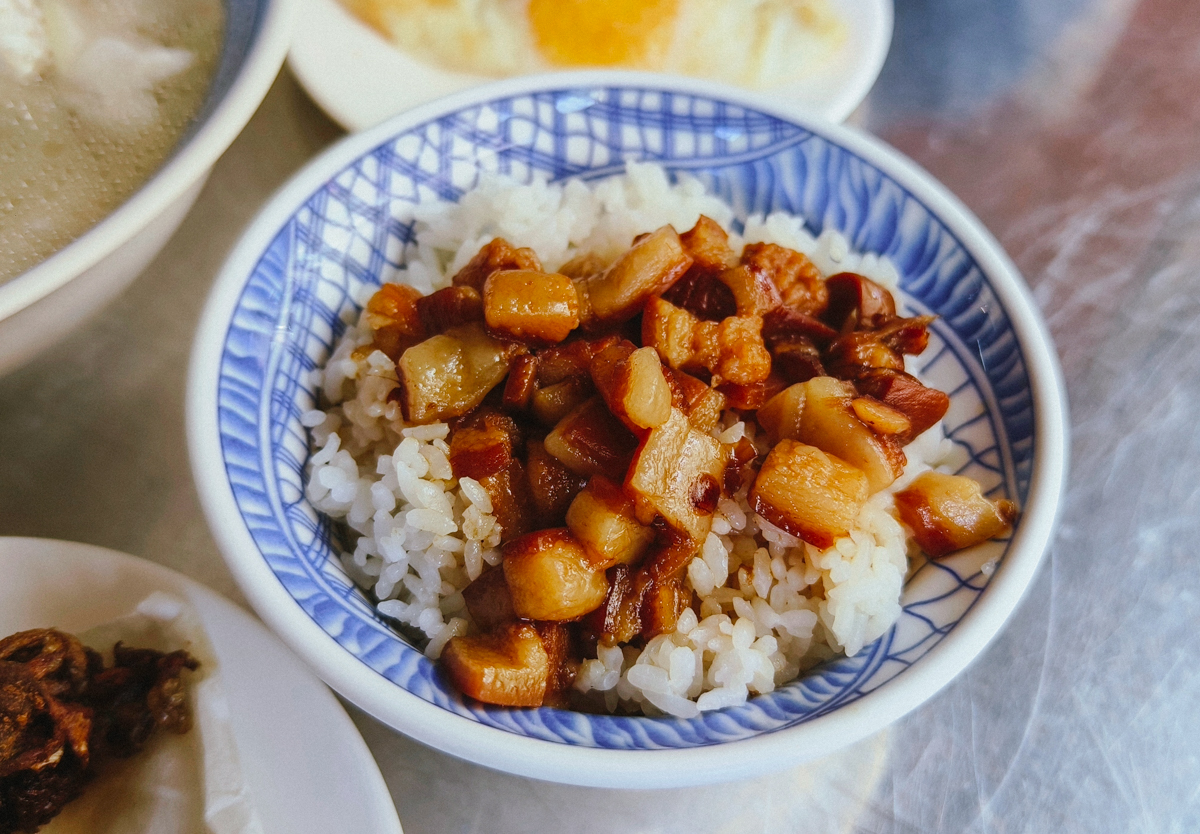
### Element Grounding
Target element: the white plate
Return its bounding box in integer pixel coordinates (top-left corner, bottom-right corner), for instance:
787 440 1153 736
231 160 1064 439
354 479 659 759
0 537 403 834
287 0 894 130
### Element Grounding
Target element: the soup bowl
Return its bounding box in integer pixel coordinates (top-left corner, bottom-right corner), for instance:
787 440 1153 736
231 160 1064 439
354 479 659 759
188 72 1068 788
0 0 291 375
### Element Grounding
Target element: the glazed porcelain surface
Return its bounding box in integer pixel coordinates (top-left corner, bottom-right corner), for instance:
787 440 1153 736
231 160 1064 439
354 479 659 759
189 73 1067 787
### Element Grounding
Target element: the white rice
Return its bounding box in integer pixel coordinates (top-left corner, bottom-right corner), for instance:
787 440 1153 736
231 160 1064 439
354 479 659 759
306 162 950 716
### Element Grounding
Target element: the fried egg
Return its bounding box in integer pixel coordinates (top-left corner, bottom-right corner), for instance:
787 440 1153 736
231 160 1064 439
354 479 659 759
341 0 846 89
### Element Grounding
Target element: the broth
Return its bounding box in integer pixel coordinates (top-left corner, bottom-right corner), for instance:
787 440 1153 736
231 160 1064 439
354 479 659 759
0 0 225 284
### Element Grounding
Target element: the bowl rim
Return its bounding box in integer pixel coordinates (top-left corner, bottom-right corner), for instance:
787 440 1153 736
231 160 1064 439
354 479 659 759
188 70 1069 788
0 0 294 323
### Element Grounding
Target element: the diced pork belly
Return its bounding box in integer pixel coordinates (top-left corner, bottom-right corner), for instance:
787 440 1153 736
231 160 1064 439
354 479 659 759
741 242 828 316
663 216 742 320
363 282 426 360
661 268 737 321
327 212 1015 715
589 342 673 431
783 376 906 493
442 624 549 707
483 269 580 344
850 396 911 437
461 566 516 632
526 438 589 528
576 226 692 327
679 215 738 274
716 264 782 317
715 373 788 411
771 337 826 383
533 621 579 706
416 286 483 334
501 353 539 412
639 525 704 583
451 237 542 292
587 564 642 646
448 408 521 481
478 458 534 544
502 529 609 621
704 316 773 385
543 397 639 482
852 369 950 443
823 330 905 378
396 322 525 423
530 375 593 427
824 317 935 380
641 295 696 371
756 382 807 443
625 408 727 542
894 471 1017 557
749 440 868 549
641 297 772 385
565 476 655 569
661 367 726 433
761 305 838 348
535 335 621 385
558 251 609 280
639 576 689 640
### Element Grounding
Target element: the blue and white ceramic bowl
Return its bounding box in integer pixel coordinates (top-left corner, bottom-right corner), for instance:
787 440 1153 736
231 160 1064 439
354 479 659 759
188 72 1068 788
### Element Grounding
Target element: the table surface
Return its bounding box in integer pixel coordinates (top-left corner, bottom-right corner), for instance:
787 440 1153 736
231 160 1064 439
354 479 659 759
4 0 1198 830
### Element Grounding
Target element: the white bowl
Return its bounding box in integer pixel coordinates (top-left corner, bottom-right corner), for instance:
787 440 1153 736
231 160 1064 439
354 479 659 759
189 72 1068 788
287 0 893 131
0 0 293 376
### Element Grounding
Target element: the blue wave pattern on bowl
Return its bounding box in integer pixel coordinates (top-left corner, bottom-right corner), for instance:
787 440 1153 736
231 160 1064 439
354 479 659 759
216 87 1032 748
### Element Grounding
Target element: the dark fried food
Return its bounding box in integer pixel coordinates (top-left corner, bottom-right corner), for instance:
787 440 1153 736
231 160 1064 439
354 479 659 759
87 644 199 757
0 749 87 834
0 656 91 834
0 631 90 701
0 629 198 834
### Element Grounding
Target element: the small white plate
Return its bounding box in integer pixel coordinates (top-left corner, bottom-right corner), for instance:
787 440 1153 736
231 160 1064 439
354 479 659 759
0 537 403 834
287 0 894 131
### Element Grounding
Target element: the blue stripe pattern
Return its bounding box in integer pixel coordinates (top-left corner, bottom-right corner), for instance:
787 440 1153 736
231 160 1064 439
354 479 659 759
214 86 1033 749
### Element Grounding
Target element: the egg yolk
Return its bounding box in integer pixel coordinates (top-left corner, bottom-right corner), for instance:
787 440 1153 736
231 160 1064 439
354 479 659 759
528 0 679 68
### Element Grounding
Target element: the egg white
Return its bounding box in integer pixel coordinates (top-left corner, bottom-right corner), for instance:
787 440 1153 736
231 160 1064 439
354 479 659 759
344 0 846 88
